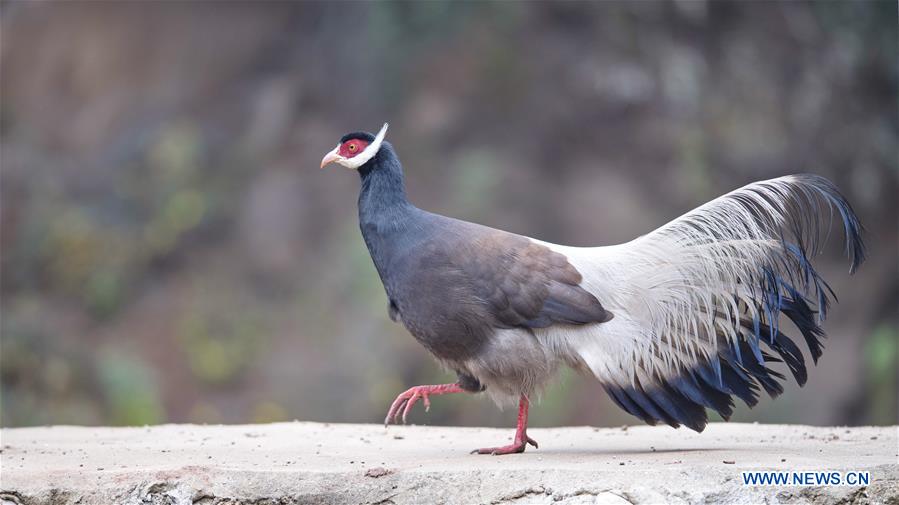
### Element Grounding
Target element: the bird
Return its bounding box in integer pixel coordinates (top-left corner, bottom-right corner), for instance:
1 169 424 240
320 123 865 455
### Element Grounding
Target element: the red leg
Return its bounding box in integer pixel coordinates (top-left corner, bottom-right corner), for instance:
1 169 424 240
384 383 466 425
472 395 538 455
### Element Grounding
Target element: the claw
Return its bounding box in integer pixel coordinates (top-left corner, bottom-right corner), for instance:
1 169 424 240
383 383 466 427
393 399 409 424
401 391 419 424
385 389 413 426
471 434 538 455
471 441 528 455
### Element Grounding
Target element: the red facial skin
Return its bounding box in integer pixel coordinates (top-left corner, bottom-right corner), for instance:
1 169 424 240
339 139 370 158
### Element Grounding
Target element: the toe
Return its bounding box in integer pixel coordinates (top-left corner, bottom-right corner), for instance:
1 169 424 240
471 443 526 455
401 393 419 424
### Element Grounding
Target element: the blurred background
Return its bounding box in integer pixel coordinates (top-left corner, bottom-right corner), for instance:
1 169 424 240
1 1 896 430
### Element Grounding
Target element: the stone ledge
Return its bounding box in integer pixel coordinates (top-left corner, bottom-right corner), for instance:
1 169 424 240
1 422 896 504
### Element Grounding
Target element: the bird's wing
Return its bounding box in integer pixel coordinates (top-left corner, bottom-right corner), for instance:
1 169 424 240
380 221 612 364
455 229 613 329
537 174 864 432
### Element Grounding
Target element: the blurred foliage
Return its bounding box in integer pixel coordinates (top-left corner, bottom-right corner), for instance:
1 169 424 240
177 306 267 386
1 1 896 429
862 325 897 425
97 352 163 426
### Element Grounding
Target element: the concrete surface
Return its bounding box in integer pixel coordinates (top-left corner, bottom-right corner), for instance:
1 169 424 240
0 422 896 504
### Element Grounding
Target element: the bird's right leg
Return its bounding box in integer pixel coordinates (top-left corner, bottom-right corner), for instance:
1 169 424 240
384 383 466 425
384 373 483 425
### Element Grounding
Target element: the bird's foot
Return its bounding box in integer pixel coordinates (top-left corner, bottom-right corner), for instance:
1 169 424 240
385 386 431 425
384 383 465 425
472 435 538 455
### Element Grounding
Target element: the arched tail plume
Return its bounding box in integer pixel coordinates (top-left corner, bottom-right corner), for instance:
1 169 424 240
561 174 865 431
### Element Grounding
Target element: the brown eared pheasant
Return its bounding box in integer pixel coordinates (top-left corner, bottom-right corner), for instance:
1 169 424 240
320 123 865 455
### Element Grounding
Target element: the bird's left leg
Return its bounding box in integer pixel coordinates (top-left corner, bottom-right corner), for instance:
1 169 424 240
472 395 538 455
384 383 468 425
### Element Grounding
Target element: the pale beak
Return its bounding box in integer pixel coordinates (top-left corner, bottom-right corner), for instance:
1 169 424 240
320 146 343 169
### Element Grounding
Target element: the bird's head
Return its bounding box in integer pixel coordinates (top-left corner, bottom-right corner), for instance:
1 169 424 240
320 123 389 170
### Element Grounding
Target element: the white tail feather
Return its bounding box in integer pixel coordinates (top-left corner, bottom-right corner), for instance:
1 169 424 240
538 174 864 385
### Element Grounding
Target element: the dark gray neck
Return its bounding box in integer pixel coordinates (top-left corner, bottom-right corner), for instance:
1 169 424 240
357 143 416 232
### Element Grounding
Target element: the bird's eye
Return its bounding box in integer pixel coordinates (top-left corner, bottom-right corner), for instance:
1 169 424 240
348 143 357 152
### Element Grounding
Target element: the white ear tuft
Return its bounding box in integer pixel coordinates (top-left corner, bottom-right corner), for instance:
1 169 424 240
344 123 389 169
